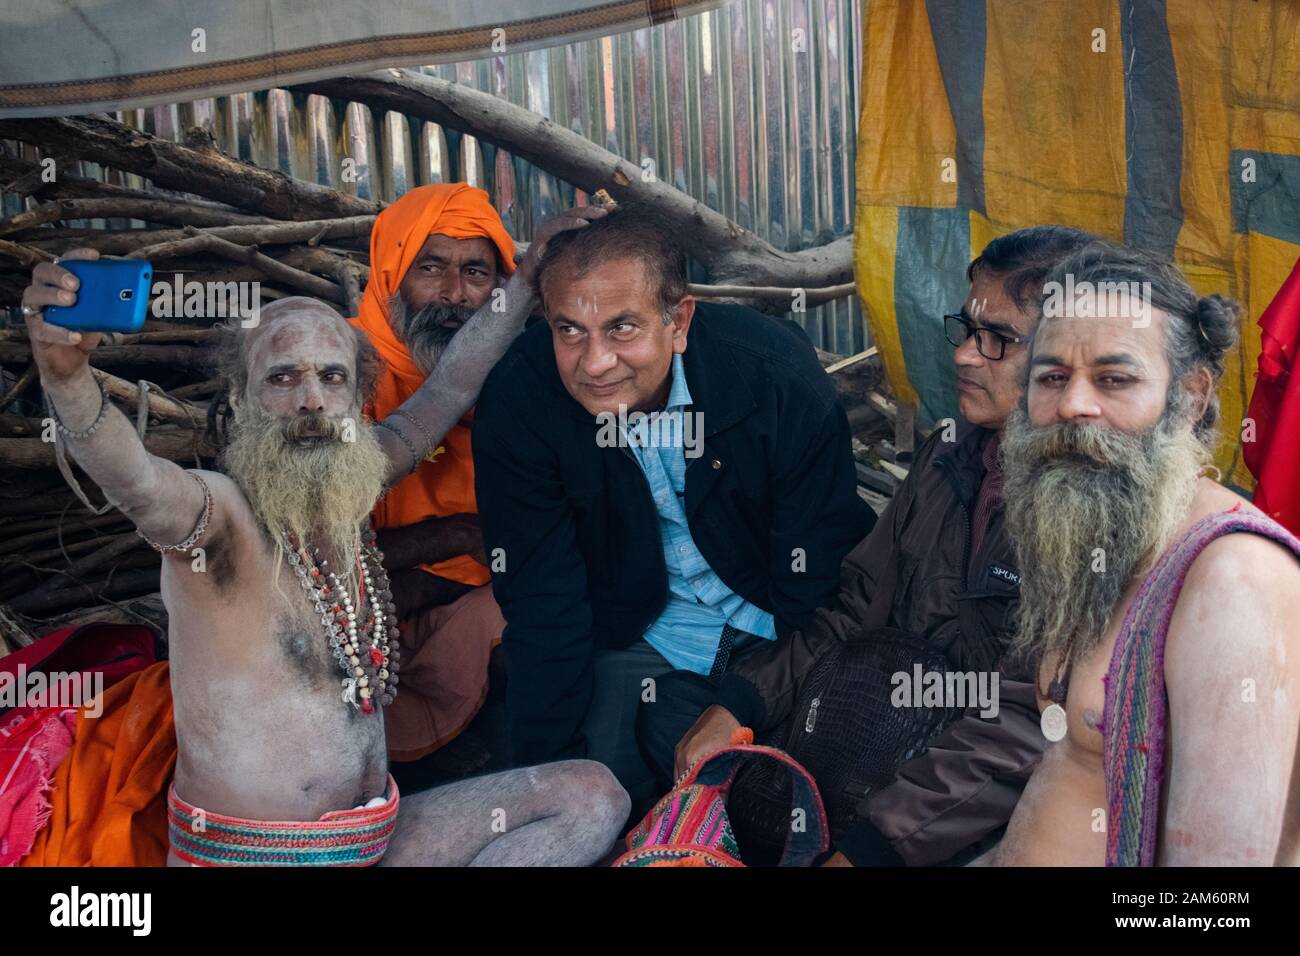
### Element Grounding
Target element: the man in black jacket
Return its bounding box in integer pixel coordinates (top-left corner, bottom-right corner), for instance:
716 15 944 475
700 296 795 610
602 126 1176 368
473 205 873 806
650 225 1095 864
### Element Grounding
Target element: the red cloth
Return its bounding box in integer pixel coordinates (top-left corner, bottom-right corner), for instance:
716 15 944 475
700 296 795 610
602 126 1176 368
0 707 77 866
0 624 157 865
1244 256 1300 535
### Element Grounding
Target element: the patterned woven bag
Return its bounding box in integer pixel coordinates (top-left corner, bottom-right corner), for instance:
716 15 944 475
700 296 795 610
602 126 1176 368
613 728 829 867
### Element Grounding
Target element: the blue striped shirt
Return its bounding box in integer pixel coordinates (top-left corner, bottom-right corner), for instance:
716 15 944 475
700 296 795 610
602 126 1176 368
624 354 776 674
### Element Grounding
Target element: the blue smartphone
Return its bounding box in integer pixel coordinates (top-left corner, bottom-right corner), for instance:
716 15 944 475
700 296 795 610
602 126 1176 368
43 259 152 333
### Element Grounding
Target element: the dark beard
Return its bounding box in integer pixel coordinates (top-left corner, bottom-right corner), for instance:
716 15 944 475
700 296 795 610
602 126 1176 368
389 294 472 374
1000 404 1207 672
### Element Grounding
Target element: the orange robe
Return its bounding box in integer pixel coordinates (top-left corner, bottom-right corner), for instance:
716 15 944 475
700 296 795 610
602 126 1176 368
349 183 517 586
20 662 175 867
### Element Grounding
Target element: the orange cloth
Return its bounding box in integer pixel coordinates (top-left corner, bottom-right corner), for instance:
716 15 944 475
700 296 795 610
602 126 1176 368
351 184 516 587
20 662 175 867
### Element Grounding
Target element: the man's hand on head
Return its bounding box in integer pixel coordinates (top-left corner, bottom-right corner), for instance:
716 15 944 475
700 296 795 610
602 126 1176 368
514 205 609 288
379 209 609 484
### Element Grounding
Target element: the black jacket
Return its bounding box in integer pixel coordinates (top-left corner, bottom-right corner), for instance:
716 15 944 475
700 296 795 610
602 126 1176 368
715 423 1045 866
473 302 875 764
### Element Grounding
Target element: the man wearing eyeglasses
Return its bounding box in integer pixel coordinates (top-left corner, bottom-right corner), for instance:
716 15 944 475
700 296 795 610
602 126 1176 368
647 225 1096 866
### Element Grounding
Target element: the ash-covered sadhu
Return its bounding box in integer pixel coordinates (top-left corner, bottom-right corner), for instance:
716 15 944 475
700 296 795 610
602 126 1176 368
16 214 630 866
981 241 1300 866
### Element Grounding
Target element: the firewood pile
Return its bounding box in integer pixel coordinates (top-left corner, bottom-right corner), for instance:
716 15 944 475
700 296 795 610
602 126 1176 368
0 91 904 654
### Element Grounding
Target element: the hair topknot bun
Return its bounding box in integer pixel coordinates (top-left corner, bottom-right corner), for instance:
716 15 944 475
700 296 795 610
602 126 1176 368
1193 294 1239 370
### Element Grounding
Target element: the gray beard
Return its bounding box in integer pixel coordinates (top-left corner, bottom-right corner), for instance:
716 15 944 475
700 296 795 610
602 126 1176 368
220 405 389 593
1000 403 1207 672
388 294 472 374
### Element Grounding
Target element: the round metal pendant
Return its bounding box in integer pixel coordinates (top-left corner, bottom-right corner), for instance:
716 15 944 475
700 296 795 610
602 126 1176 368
1041 702 1068 742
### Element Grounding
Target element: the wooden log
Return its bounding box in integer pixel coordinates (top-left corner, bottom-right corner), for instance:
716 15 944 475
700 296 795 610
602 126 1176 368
0 116 380 221
0 531 128 572
282 245 371 285
0 342 210 371
894 401 917 463
334 259 363 316
0 512 131 555
1 543 160 588
855 461 899 496
865 389 899 423
0 490 84 518
170 377 223 400
7 227 130 243
0 604 38 651
170 227 345 303
19 217 377 258
0 238 54 269
0 153 263 217
824 346 880 374
93 369 209 429
8 566 160 616
122 216 377 260
24 531 149 599
0 426 214 469
0 197 275 236
0 413 42 437
846 402 888 435
110 329 225 346
32 591 166 636
0 362 37 410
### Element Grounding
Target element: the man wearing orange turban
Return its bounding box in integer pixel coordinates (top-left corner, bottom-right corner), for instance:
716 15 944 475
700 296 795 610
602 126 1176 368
352 184 588 764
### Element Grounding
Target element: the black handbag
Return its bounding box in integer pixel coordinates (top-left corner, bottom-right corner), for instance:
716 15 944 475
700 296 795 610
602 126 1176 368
727 626 964 865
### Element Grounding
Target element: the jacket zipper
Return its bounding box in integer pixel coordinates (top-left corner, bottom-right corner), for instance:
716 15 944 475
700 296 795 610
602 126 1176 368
805 696 820 734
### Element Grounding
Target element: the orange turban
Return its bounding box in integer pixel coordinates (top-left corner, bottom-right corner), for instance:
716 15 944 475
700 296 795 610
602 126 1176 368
350 184 516 586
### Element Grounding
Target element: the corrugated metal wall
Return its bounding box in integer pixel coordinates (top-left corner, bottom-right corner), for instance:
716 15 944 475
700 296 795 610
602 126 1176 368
4 0 866 353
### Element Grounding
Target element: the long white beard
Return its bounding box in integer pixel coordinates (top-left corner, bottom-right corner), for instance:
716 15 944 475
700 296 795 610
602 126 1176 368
1000 405 1206 670
221 404 389 591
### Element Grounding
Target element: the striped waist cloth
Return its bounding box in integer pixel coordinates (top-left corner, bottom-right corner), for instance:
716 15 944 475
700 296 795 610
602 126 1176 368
167 776 400 867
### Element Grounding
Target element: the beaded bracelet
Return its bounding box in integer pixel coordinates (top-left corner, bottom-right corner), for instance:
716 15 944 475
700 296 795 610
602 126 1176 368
137 471 214 554
387 408 436 455
375 419 420 476
45 375 109 440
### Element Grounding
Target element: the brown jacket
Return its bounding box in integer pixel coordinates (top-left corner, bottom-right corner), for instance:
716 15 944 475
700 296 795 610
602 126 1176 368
715 423 1045 865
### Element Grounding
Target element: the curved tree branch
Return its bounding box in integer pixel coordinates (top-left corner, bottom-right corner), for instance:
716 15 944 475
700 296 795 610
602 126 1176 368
296 69 853 288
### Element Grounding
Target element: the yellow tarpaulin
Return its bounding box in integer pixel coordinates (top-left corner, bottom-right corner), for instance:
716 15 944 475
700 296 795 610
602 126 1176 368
853 0 1300 489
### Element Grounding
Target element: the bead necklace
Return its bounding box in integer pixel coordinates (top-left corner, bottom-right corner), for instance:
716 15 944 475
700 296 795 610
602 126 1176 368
284 528 400 714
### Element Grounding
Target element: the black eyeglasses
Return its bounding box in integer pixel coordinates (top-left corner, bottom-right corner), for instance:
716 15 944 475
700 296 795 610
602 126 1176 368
943 313 1030 361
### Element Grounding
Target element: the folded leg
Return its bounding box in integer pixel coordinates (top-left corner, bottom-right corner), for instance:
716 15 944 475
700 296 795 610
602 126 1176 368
381 759 630 866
